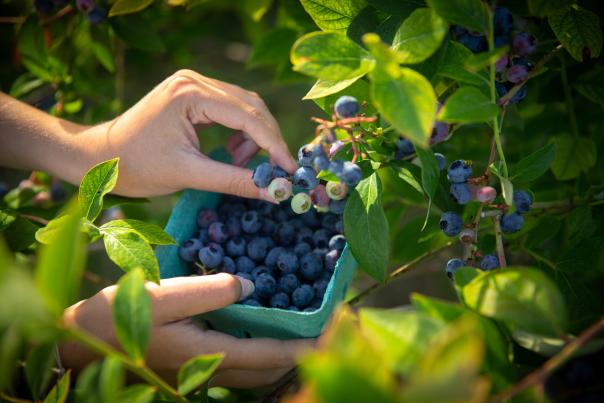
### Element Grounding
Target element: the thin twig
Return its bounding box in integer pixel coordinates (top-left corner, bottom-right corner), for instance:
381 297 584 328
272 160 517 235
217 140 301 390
490 317 604 402
492 215 507 268
21 214 49 226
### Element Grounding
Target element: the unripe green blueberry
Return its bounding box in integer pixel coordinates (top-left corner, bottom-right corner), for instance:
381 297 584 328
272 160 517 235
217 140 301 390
268 178 292 202
459 228 476 244
326 181 348 200
314 205 330 213
291 193 312 214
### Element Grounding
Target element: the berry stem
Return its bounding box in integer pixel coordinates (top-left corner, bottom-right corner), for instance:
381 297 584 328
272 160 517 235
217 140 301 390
492 215 507 268
490 317 604 402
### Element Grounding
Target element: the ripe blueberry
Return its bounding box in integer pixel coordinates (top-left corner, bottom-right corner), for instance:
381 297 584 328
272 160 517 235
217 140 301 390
274 222 295 246
236 256 255 273
252 162 274 188
277 251 299 274
480 254 500 270
339 161 362 187
501 212 524 233
247 237 269 262
435 153 446 171
313 229 330 249
242 298 262 307
446 258 466 279
395 137 415 159
179 238 203 262
221 256 236 274
198 245 223 269
313 278 329 299
197 209 219 228
450 183 472 204
334 95 359 118
241 210 262 234
447 160 472 183
513 189 533 213
208 221 228 243
264 246 285 268
226 237 246 257
328 234 346 251
292 284 315 308
294 242 312 256
279 273 300 294
439 212 462 237
300 253 323 281
252 266 272 280
293 166 319 190
325 249 339 272
255 274 277 298
270 292 290 309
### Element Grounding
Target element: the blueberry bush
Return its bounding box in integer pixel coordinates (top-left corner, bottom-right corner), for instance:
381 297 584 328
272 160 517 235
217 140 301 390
1 0 604 402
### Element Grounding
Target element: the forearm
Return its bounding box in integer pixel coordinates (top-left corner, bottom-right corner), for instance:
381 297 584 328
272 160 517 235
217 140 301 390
0 92 106 184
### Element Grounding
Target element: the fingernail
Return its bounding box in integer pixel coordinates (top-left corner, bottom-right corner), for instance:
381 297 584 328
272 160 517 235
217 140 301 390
235 275 255 300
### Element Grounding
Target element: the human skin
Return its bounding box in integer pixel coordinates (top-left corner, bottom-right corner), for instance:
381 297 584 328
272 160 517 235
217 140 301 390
0 70 309 387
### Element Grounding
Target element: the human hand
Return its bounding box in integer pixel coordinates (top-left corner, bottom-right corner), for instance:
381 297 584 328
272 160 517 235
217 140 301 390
60 273 313 388
80 70 297 199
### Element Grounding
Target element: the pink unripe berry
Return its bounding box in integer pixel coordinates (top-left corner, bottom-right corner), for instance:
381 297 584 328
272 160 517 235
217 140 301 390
476 186 497 203
267 178 292 202
459 228 476 244
513 32 537 56
506 65 528 83
310 184 330 207
291 193 312 214
325 181 348 200
495 55 509 72
329 140 344 157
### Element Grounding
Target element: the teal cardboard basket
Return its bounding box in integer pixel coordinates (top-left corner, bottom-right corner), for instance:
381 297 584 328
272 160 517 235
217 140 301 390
155 151 357 340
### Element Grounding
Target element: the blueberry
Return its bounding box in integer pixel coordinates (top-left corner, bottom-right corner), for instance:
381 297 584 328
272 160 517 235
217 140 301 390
447 160 472 183
325 181 348 201
50 182 66 202
458 33 487 53
179 238 203 262
510 85 528 104
221 256 236 274
313 154 330 172
252 162 274 188
256 201 275 217
480 254 499 271
494 6 513 35
291 192 312 214
450 183 472 204
334 95 359 118
241 211 262 234
265 246 285 269
313 229 330 249
298 144 318 167
476 186 497 203
292 284 315 308
301 209 321 228
197 228 209 244
431 122 449 144
272 166 289 179
247 238 269 262
226 237 246 257
513 32 537 56
197 209 219 228
495 55 509 72
267 177 293 202
236 256 255 273
277 251 299 274
497 80 528 104
435 153 446 171
237 272 254 282
274 222 295 246
328 234 346 251
313 278 329 298
224 216 241 237
501 212 524 233
277 274 298 295
339 162 362 187
439 212 463 237
295 227 314 245
255 274 277 298
506 65 528 83
335 218 344 234
270 292 290 309
329 199 346 215
328 159 345 176
198 245 223 269
395 137 415 159
310 184 330 208
252 265 272 280
87 5 106 24
513 190 533 213
321 214 339 232
325 249 339 272
293 166 319 190
446 258 466 279
208 242 224 256
242 298 262 307
260 218 276 236
208 222 228 243
300 253 323 281
294 242 312 257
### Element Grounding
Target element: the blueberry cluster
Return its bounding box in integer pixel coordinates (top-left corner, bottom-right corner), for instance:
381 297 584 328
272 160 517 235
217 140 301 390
447 159 474 204
178 196 345 311
35 0 106 24
252 95 365 216
452 6 537 104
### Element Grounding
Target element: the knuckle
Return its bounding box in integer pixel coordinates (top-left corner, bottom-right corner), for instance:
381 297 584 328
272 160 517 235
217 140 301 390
164 75 197 98
226 175 254 198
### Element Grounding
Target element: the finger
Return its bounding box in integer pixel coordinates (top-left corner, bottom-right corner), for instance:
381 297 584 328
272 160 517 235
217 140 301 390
210 367 292 389
226 132 245 157
231 136 260 167
180 151 275 202
169 72 297 173
149 273 254 323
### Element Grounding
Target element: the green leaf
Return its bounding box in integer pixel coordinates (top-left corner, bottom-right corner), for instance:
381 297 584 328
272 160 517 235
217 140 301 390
462 267 568 336
43 371 70 403
416 148 440 229
100 219 175 245
26 343 56 400
36 214 77 244
109 0 154 17
489 162 513 206
9 73 45 98
344 173 389 282
102 195 149 210
426 0 489 34
303 76 364 100
574 67 604 107
243 0 273 21
510 143 556 183
291 32 375 81
79 158 119 222
464 46 509 71
113 268 151 364
438 41 489 89
102 229 160 283
35 200 86 315
438 87 499 123
347 5 388 45
4 185 43 209
0 210 17 232
392 8 448 64
249 28 298 67
110 14 165 52
178 353 224 395
549 6 602 62
550 135 597 180
528 0 574 16
367 0 424 16
393 165 424 196
99 357 125 403
300 0 368 32
17 16 52 81
117 385 156 403
370 67 437 147
512 329 567 357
